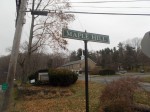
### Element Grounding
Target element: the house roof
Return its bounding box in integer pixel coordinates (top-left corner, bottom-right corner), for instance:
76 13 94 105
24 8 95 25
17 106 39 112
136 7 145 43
62 58 96 67
62 60 83 67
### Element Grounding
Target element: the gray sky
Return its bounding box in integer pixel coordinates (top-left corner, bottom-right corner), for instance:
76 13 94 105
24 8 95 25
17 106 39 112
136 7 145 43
0 0 15 56
1 0 150 56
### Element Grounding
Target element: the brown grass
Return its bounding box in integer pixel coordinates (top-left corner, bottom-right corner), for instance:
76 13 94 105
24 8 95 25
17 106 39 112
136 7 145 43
10 81 104 112
8 78 150 112
0 92 3 109
141 76 150 83
134 90 150 106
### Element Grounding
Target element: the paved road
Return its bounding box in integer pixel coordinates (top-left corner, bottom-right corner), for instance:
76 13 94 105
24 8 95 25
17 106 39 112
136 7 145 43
78 72 150 91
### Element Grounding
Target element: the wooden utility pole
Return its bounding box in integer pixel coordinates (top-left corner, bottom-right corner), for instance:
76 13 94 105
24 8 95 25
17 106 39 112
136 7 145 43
1 0 28 111
28 0 35 56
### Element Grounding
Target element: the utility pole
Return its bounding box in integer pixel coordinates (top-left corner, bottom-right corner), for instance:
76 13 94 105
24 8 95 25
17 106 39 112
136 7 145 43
1 0 28 111
28 0 48 56
26 0 48 77
28 0 35 56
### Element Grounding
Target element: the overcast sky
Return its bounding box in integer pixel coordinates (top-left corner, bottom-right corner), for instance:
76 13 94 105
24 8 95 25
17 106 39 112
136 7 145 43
1 0 150 56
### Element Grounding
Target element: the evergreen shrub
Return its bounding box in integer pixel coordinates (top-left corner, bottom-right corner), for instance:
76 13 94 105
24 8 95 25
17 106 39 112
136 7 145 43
90 67 101 75
99 69 116 75
49 68 78 86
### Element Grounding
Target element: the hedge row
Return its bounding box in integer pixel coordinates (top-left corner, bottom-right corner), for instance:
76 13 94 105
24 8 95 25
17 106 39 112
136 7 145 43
99 69 116 75
49 69 78 86
28 69 78 86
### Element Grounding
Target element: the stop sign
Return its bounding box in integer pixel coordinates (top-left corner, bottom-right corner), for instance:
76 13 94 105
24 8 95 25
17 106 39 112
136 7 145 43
141 31 150 58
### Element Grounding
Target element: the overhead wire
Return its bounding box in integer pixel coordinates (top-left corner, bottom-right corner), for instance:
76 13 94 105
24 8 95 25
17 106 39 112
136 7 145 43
60 0 150 16
64 11 150 16
60 1 150 50
65 0 150 4
71 6 150 9
69 4 85 51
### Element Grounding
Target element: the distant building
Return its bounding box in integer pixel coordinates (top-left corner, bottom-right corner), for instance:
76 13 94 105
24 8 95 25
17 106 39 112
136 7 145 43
60 51 96 74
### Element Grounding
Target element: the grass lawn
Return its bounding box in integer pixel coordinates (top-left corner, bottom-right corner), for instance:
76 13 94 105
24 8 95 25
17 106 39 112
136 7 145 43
134 90 150 106
8 80 150 112
141 76 150 83
10 81 104 112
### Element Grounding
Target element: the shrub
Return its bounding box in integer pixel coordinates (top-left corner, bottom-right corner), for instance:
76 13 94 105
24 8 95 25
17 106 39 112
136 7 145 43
100 77 140 112
99 69 115 75
49 68 78 86
90 66 101 75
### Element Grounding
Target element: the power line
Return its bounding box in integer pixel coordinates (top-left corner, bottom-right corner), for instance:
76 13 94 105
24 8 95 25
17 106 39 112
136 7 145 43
64 11 150 16
70 5 85 49
68 0 150 4
71 6 150 9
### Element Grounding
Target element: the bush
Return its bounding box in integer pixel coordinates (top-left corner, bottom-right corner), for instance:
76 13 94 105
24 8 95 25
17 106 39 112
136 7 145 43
100 77 140 112
28 69 78 86
49 68 78 86
99 69 115 75
90 66 102 75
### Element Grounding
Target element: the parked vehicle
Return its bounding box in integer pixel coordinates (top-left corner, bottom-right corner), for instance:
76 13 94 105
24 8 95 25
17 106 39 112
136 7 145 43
140 69 144 73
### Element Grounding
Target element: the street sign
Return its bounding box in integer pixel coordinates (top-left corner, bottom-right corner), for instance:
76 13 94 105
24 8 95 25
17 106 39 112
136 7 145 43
2 83 8 91
62 28 110 43
62 28 109 112
141 31 150 58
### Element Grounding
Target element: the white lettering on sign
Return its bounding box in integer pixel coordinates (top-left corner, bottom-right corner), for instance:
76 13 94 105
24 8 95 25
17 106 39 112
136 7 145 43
66 30 72 37
66 30 85 39
62 28 109 43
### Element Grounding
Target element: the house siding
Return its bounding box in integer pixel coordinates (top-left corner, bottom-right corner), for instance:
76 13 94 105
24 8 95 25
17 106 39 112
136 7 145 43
60 58 96 74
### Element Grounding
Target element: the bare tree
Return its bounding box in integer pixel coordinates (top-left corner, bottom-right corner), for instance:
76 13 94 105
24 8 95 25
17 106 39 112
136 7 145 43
124 38 142 71
28 0 74 55
125 37 141 51
22 0 74 78
47 52 67 68
16 42 70 83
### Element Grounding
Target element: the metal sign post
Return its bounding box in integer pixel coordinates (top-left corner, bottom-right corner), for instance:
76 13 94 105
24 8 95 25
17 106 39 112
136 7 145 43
84 40 89 112
62 28 109 112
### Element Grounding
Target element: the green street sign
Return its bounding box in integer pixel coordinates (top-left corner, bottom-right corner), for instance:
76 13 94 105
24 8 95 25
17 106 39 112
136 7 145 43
62 28 110 43
2 83 8 91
